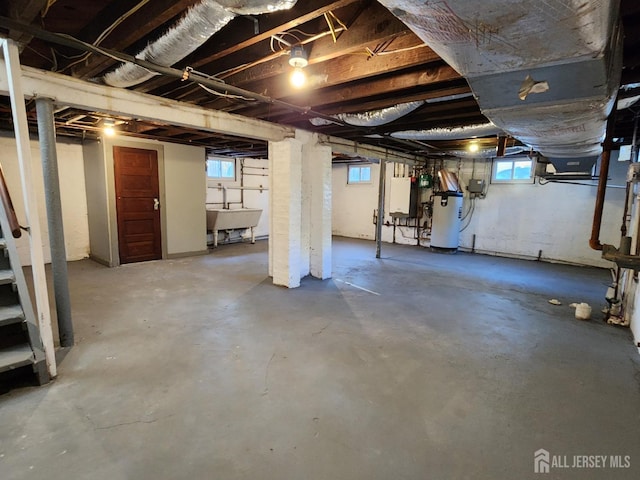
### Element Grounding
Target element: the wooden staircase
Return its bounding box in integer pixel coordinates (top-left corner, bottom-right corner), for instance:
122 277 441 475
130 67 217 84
0 166 49 388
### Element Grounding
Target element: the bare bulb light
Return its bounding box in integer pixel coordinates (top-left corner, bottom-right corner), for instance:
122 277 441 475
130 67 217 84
290 67 307 89
468 141 479 153
103 119 116 137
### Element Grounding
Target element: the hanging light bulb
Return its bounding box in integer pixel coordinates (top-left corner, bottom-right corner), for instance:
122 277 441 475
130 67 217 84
103 119 116 137
289 45 308 88
290 67 307 89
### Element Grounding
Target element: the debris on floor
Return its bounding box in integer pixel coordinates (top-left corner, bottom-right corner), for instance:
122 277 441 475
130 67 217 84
548 298 562 305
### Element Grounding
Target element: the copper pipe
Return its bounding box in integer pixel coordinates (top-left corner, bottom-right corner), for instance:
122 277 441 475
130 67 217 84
589 111 617 251
0 162 21 238
589 150 610 250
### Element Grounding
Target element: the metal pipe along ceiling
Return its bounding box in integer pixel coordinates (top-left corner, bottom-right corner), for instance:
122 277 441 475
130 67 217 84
103 0 298 88
378 0 623 159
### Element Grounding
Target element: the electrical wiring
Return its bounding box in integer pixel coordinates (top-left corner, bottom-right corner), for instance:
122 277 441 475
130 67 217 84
197 83 257 102
41 0 59 18
366 43 426 57
58 0 151 72
460 197 476 232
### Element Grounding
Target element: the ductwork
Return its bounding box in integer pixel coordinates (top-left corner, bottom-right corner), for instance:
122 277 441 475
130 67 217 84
391 122 502 140
216 0 297 15
103 0 298 88
310 101 425 127
310 94 474 128
378 0 623 159
433 146 526 159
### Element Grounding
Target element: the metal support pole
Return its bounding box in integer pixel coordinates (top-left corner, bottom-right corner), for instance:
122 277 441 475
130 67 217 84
2 39 56 376
35 97 74 347
376 159 386 259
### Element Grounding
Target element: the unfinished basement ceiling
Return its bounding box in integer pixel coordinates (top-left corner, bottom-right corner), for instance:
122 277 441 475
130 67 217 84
0 0 639 158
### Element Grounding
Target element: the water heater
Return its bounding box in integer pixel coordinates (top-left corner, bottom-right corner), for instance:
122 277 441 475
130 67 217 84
431 192 463 250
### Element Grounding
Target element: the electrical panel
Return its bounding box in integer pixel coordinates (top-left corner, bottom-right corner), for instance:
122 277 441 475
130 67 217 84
467 178 485 194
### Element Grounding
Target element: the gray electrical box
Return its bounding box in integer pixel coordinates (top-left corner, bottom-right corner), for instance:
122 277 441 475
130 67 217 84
467 179 485 193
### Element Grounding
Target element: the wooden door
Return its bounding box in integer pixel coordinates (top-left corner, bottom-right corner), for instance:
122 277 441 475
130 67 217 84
113 146 162 264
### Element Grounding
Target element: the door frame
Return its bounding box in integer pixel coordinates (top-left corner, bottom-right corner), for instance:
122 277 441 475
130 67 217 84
105 139 167 267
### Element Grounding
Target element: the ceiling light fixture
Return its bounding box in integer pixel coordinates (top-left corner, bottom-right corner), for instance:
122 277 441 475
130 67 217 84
103 119 116 137
289 45 308 68
289 45 308 88
468 141 479 153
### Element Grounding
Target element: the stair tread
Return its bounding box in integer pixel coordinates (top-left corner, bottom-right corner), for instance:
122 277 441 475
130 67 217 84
0 304 24 326
0 344 34 372
0 269 15 284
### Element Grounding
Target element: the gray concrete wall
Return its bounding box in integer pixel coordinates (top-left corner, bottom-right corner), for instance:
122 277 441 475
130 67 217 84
82 140 111 265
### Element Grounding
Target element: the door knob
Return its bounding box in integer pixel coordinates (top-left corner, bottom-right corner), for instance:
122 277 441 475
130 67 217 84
153 198 160 210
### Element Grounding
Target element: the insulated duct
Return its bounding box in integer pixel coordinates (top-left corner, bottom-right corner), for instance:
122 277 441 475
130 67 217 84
103 0 298 88
310 101 425 127
430 145 526 159
378 0 623 159
391 122 501 140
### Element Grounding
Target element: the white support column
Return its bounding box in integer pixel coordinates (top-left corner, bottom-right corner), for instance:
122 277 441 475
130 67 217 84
307 139 332 280
298 131 313 279
1 39 56 377
269 138 302 288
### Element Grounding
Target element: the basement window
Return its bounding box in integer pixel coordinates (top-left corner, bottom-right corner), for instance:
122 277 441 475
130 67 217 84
348 164 372 184
207 157 236 180
491 157 535 183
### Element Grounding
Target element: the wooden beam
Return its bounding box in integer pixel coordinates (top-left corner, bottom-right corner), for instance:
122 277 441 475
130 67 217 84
0 61 292 142
73 0 201 78
226 64 464 120
158 2 411 104
238 34 436 98
6 0 47 47
137 0 361 94
306 1 408 64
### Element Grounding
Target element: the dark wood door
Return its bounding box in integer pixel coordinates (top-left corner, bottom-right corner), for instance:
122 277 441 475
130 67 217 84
113 146 162 264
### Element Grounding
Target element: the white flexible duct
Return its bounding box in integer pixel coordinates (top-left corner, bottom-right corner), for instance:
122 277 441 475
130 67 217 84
103 0 298 88
336 101 425 127
216 0 298 15
453 146 526 158
309 94 474 128
309 101 425 127
391 122 502 140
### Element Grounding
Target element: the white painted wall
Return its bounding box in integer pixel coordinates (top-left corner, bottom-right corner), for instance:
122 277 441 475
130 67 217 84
332 163 378 240
454 157 626 268
206 157 270 240
1 134 90 266
332 156 627 268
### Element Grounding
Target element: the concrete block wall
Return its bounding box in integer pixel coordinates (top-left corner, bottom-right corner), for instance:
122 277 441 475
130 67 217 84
269 138 302 287
1 134 90 266
268 132 332 288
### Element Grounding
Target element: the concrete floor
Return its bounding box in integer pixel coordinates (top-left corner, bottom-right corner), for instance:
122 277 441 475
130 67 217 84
1 237 639 479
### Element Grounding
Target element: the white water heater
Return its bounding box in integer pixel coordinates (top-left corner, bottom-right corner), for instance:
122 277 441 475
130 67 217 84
431 192 463 250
